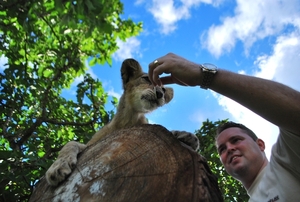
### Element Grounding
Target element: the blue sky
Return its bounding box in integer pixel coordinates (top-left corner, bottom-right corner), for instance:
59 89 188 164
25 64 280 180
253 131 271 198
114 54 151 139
1 0 300 159
92 0 300 159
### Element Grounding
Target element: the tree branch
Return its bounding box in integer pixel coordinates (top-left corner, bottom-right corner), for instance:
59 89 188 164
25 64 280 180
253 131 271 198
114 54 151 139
17 118 43 147
39 15 63 50
44 118 94 126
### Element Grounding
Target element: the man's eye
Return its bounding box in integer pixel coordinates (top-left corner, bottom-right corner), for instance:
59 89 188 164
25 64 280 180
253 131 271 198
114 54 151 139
218 147 225 154
232 138 241 143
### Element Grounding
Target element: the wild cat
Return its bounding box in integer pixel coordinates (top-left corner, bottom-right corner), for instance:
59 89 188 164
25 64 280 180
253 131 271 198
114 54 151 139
46 58 199 186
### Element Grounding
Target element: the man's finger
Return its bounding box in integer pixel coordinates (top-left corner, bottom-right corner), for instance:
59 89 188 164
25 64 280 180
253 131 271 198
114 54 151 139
160 76 188 86
148 59 162 85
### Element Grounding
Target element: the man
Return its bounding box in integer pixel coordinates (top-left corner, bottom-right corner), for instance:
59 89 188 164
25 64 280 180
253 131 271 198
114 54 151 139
148 53 300 202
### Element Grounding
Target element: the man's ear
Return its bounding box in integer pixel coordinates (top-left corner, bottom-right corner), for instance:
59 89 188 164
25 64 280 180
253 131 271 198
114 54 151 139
256 138 265 152
121 58 143 88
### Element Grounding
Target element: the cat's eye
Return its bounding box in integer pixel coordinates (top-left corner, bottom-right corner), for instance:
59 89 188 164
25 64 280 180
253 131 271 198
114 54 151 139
141 75 151 83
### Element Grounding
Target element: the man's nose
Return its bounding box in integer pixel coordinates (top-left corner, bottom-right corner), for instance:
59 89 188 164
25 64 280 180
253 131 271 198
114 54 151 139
226 143 236 153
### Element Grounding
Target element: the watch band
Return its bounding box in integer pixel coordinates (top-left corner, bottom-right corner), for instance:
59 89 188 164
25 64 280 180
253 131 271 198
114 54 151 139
199 63 218 89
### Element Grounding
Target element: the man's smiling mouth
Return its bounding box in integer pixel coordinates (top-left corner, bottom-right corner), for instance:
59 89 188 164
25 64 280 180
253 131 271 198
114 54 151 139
230 155 241 163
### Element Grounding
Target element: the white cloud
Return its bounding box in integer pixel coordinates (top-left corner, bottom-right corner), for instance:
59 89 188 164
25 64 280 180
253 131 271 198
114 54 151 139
147 0 222 34
134 0 146 5
107 88 122 99
203 0 300 57
255 32 300 91
113 37 141 62
212 31 300 159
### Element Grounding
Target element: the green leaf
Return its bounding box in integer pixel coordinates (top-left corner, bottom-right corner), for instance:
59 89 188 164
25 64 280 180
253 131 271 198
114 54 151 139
38 151 45 157
89 57 97 66
43 69 54 78
85 0 95 11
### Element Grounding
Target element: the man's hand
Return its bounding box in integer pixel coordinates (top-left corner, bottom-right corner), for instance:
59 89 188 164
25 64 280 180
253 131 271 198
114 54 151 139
148 53 202 87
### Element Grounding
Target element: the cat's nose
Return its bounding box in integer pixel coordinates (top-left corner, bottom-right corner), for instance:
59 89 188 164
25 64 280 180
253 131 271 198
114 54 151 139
156 90 163 99
155 87 165 99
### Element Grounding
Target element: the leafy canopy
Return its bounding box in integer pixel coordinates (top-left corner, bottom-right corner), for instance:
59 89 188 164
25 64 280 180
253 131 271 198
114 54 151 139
0 0 141 201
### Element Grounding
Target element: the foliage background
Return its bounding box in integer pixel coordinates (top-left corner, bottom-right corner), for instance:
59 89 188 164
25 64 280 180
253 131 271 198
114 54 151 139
0 0 141 200
0 0 247 201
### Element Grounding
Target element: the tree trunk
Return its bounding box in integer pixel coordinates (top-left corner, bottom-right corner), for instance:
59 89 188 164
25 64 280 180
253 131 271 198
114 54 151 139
29 124 223 202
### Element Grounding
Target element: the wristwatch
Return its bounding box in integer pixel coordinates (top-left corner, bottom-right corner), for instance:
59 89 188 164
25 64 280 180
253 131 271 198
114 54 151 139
199 63 218 89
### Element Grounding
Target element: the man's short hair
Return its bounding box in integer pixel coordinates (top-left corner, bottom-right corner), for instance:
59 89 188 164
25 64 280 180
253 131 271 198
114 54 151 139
216 121 258 141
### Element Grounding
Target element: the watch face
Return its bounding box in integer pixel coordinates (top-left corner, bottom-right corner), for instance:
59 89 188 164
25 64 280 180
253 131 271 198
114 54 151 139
202 63 217 71
200 63 218 89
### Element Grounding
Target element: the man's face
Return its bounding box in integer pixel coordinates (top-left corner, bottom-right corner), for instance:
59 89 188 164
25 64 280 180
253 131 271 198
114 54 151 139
216 127 266 181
